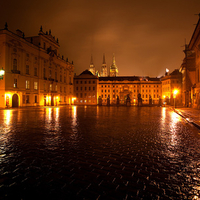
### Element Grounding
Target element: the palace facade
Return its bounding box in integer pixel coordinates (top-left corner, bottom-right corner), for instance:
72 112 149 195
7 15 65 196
74 55 162 106
0 24 74 108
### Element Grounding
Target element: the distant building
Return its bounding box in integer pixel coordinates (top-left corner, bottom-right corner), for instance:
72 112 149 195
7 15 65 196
73 70 98 105
74 69 162 105
0 24 74 108
161 69 182 105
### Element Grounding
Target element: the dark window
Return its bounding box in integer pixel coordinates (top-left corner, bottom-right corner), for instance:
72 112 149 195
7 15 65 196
34 67 37 76
13 59 17 70
35 95 37 103
43 68 46 78
26 65 29 74
26 95 29 103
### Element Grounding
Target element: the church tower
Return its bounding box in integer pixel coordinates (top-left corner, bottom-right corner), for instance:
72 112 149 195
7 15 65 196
100 53 107 77
89 55 96 75
109 53 118 77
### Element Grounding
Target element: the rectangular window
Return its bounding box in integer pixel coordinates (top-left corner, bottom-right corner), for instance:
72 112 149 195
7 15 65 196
76 87 78 91
55 72 57 81
50 84 52 91
34 67 37 76
34 82 38 90
26 80 30 89
60 86 62 92
49 70 51 78
85 87 87 91
64 76 66 83
26 95 29 103
14 79 17 88
35 95 37 103
64 87 66 93
60 75 62 82
13 59 17 70
93 87 95 90
80 93 82 98
43 68 46 78
26 65 29 74
55 85 57 91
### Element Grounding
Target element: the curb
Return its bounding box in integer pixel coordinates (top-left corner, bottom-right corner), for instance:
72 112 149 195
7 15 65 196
173 108 200 130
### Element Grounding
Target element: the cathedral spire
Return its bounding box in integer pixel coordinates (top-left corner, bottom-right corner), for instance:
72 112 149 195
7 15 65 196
89 54 95 75
110 53 118 77
112 53 116 65
101 53 107 77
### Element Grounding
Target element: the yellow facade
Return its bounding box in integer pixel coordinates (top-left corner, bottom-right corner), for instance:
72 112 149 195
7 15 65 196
0 26 74 108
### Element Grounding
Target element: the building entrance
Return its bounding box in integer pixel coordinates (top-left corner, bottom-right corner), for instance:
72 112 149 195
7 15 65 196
12 94 18 107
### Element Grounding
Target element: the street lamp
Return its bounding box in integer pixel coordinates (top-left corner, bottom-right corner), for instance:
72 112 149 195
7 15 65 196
0 68 5 80
173 89 179 109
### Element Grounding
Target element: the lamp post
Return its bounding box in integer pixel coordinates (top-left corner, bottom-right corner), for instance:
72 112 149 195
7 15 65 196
0 68 5 80
173 89 179 109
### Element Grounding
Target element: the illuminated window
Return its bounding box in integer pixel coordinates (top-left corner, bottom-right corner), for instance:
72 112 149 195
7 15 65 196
50 84 52 91
26 80 30 89
34 82 38 90
14 79 17 88
26 65 29 74
13 59 17 70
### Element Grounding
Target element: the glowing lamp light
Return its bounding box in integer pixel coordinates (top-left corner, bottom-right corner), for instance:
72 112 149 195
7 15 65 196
173 89 179 98
72 97 77 104
0 68 5 80
163 95 166 99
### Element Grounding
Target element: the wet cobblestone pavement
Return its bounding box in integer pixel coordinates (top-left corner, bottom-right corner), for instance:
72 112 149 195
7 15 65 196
0 106 200 199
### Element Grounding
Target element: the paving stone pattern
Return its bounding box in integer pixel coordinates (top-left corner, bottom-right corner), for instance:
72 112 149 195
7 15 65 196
0 106 200 199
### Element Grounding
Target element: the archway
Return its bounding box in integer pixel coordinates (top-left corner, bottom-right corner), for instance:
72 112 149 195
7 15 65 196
12 94 19 107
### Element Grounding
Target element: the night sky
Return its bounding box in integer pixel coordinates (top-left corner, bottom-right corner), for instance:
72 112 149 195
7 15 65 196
1 0 200 77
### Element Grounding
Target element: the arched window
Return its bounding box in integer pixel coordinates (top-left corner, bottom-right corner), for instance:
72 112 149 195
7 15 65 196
13 59 17 70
